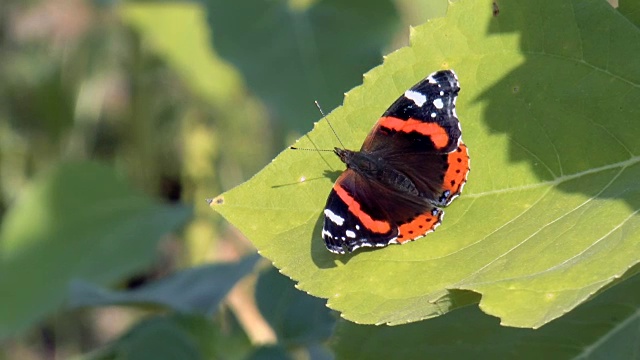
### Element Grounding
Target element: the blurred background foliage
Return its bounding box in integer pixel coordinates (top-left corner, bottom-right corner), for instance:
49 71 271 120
0 0 446 358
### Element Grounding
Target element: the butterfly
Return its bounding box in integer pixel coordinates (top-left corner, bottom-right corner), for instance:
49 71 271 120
321 70 469 254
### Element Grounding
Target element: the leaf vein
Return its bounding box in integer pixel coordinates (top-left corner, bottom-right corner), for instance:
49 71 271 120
466 156 640 198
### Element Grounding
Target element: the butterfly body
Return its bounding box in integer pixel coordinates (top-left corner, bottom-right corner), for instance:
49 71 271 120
322 70 469 254
334 148 422 197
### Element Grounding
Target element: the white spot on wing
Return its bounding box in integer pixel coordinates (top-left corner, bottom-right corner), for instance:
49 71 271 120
324 209 345 226
404 90 427 107
433 98 444 109
346 230 356 238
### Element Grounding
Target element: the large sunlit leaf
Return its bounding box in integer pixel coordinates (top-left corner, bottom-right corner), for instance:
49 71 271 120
0 162 190 339
212 0 640 328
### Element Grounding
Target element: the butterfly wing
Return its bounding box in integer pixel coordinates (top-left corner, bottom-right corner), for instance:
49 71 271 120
322 169 443 254
361 70 469 206
321 70 469 254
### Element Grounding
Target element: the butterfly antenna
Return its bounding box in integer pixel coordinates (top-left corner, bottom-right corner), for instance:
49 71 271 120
289 147 334 152
315 101 346 149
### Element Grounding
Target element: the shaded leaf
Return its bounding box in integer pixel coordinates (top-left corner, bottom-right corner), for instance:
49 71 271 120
331 272 640 359
120 2 241 104
173 312 253 360
83 313 253 360
201 0 399 133
619 0 640 27
68 254 259 315
194 310 254 360
85 316 202 360
120 1 274 183
255 267 335 346
247 346 292 360
212 0 640 328
305 343 335 360
0 162 190 339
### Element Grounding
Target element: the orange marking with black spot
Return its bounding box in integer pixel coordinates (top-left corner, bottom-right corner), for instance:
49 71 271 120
442 143 470 203
397 209 443 243
334 184 392 234
379 116 450 150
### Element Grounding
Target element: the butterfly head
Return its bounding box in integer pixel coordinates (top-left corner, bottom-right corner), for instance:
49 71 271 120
333 147 355 165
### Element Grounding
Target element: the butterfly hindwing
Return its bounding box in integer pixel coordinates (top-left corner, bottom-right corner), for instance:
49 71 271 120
322 170 397 253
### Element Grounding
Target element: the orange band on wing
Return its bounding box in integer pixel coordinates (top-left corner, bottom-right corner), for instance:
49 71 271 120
397 210 441 243
379 116 449 149
334 185 392 234
443 143 470 196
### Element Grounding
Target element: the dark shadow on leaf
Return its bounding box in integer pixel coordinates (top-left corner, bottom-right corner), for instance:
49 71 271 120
322 169 342 183
271 169 341 189
311 213 359 268
311 208 398 267
478 0 640 211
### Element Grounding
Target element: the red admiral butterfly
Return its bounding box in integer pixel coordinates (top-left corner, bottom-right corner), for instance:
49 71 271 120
322 70 469 254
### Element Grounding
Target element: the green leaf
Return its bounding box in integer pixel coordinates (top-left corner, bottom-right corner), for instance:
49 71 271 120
304 344 334 360
173 312 253 360
119 2 242 104
0 162 190 339
85 313 253 360
255 267 335 346
212 0 640 328
331 272 640 359
247 346 292 360
68 254 259 314
85 312 254 360
85 316 202 360
619 0 640 27
395 0 448 26
201 0 399 133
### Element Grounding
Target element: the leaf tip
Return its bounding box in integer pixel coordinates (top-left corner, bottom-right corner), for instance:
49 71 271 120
207 195 224 207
